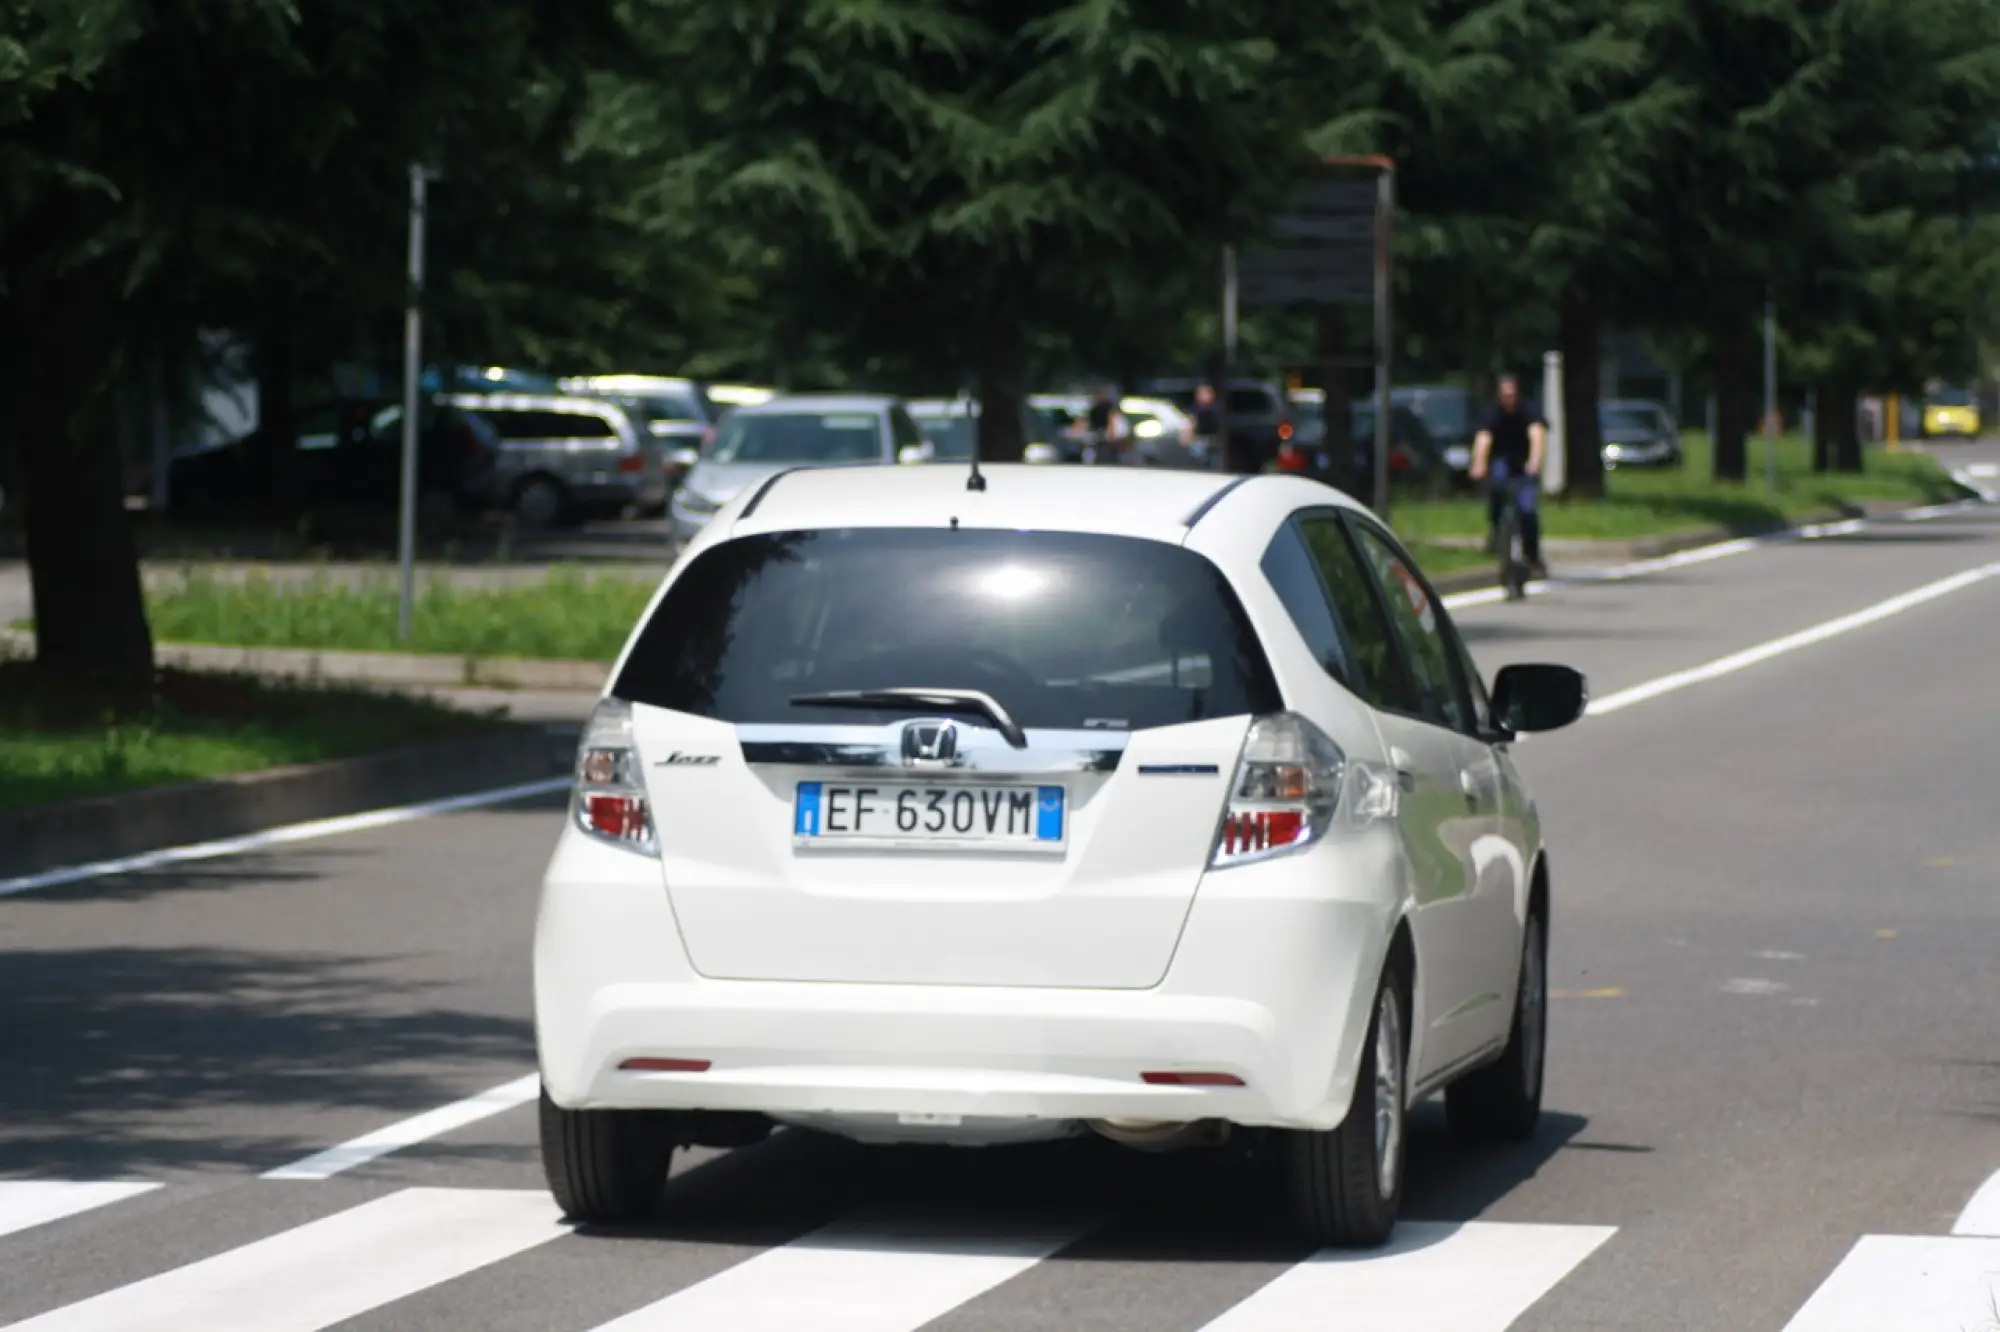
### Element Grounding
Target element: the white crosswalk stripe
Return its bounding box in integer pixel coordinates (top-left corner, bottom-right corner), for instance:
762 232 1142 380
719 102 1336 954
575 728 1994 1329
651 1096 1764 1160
586 1209 1099 1331
1193 1220 1617 1331
0 1183 158 1243
0 1187 568 1332
10 1177 2000 1332
1781 1235 2000 1331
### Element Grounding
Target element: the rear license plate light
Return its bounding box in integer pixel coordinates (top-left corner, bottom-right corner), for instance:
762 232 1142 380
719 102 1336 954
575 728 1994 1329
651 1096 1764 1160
794 781 1065 849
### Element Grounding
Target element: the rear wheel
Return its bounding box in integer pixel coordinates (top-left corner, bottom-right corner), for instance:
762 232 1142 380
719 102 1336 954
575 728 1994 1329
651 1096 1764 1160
538 1087 679 1224
1282 950 1410 1248
1496 504 1527 600
1445 908 1547 1142
514 475 569 529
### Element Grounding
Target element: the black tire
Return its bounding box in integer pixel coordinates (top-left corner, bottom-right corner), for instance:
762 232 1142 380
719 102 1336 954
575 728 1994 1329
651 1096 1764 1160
1496 505 1527 600
538 1086 679 1225
1445 907 1547 1143
514 475 570 529
1283 949 1411 1248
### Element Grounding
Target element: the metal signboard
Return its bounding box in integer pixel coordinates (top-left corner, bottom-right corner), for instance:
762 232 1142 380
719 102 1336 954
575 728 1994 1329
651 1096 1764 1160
1239 176 1382 308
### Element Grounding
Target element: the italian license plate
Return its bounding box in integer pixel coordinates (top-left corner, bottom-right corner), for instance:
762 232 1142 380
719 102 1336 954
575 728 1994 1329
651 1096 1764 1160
793 781 1065 847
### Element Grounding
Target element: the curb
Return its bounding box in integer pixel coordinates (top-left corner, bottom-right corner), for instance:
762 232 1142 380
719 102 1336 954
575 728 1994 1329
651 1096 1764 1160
0 725 574 881
1423 490 1981 596
0 630 607 692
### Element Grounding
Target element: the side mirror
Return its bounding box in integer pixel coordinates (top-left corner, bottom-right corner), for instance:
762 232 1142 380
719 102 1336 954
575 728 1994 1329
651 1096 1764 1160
1490 663 1588 734
897 443 933 464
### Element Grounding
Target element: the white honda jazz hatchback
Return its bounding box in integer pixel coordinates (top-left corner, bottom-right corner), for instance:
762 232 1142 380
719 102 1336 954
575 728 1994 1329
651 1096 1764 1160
534 461 1587 1247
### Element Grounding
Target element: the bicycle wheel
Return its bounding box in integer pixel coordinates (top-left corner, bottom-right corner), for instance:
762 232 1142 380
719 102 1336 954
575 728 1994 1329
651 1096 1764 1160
1496 503 1526 600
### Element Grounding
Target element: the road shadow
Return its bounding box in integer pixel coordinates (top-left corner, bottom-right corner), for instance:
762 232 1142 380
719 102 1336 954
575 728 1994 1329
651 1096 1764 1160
0 943 533 1177
593 1104 1602 1264
1455 621 1666 646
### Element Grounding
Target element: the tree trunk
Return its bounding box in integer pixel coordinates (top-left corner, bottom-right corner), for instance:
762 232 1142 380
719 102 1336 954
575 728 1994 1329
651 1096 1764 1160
1711 315 1749 481
256 314 300 513
4 268 155 681
1811 377 1835 472
1558 281 1605 498
1829 377 1862 473
974 280 1027 463
1316 306 1359 497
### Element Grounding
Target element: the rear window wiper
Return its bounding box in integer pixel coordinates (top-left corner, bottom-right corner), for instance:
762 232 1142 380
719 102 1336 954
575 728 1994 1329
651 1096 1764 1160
789 687 1028 749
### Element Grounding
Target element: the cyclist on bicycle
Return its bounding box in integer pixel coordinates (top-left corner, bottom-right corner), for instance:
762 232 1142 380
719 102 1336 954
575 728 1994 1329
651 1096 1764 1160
1468 374 1548 578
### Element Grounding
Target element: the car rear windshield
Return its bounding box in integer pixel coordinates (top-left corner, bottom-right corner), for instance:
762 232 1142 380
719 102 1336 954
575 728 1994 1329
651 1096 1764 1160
710 411 885 464
612 528 1282 732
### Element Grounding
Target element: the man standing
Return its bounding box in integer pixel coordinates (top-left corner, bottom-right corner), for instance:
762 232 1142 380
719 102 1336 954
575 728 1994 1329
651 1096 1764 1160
1189 383 1223 468
1083 384 1125 464
1468 374 1548 577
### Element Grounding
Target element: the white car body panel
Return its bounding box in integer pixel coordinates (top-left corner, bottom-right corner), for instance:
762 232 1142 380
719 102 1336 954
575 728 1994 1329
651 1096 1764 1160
539 465 1546 1143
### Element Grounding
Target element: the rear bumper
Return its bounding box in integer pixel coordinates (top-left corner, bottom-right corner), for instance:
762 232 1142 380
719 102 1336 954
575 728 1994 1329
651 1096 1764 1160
533 827 1401 1136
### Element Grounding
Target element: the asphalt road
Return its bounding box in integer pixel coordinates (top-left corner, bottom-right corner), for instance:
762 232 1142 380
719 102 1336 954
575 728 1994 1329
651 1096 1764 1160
5 444 2000 1330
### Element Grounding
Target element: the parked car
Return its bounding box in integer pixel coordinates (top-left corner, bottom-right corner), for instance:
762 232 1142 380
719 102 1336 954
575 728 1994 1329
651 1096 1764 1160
1140 377 1293 471
441 392 661 527
560 375 727 499
1599 399 1682 469
167 397 499 528
1118 395 1211 469
668 393 926 544
1289 393 1442 486
905 397 1051 462
535 462 1587 1248
1921 386 1980 439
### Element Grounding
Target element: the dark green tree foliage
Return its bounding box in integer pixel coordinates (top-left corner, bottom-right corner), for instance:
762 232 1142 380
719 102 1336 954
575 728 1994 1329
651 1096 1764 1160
619 0 1309 459
1774 0 2000 469
0 0 616 679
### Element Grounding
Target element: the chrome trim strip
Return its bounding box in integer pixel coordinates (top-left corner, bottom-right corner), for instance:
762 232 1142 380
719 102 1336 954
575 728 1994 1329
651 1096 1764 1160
736 722 1126 774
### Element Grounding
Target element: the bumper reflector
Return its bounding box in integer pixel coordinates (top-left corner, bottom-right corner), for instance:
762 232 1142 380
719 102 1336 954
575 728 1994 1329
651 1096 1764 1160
619 1057 711 1073
1141 1071 1244 1087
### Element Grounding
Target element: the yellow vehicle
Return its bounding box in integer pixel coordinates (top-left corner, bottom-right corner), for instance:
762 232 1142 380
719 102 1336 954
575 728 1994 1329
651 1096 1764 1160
1922 387 1980 439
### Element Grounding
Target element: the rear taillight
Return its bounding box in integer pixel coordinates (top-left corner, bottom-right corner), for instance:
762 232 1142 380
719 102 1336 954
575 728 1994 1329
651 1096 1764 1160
617 453 646 473
572 698 658 856
1277 419 1294 441
1209 713 1394 869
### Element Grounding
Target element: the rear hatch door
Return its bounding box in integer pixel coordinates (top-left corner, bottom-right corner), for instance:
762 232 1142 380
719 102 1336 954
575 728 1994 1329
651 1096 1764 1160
612 524 1283 990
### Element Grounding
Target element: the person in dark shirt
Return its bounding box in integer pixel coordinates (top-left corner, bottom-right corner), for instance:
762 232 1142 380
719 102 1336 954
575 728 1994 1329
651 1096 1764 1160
1469 374 1548 576
1083 385 1125 463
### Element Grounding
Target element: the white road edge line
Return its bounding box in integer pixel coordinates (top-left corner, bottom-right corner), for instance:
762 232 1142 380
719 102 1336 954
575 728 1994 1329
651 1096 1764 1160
0 775 573 899
261 1073 543 1181
1951 1164 2000 1236
1587 560 2000 716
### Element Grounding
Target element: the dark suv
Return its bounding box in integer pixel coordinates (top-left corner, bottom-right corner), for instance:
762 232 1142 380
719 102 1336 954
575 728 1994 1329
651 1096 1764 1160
1138 377 1293 472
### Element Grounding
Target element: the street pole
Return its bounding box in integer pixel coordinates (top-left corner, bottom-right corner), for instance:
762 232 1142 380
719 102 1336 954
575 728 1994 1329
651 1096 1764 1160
1371 165 1394 519
397 163 428 643
1763 297 1778 489
1220 243 1238 472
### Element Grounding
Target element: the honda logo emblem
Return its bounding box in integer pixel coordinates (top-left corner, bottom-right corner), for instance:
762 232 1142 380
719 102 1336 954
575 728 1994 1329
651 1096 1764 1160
901 719 960 767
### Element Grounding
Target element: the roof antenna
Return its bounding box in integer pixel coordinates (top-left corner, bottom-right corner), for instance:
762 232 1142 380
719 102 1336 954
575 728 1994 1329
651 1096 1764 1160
962 383 986 491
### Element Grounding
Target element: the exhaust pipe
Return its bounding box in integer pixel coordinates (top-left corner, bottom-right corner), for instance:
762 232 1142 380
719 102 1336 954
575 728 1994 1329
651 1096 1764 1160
1086 1118 1230 1152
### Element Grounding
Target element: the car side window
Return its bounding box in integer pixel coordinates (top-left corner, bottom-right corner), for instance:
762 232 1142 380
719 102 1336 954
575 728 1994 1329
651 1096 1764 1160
1347 521 1471 732
1260 522 1351 683
1294 517 1424 715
